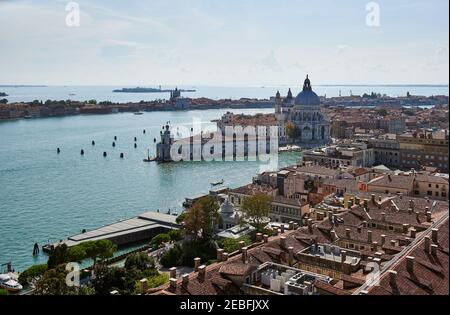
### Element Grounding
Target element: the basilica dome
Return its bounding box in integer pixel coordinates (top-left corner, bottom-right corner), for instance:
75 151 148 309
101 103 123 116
295 75 321 106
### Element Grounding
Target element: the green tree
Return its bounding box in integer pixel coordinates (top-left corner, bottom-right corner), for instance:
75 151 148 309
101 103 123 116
92 265 138 295
176 212 187 224
183 203 205 242
285 122 299 139
18 264 48 286
0 98 8 104
222 236 252 253
160 244 183 268
150 233 171 246
34 265 77 295
168 229 184 242
47 244 69 269
196 196 220 239
240 194 272 232
124 252 155 271
81 240 117 265
376 109 388 116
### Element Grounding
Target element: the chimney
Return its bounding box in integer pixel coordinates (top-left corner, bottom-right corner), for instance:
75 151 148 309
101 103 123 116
217 248 224 261
406 256 414 272
294 223 299 230
345 228 351 239
288 246 294 266
239 241 245 251
363 199 369 209
256 233 263 242
347 201 353 209
281 224 285 234
341 250 347 263
169 278 177 290
198 265 206 281
371 194 376 203
408 208 413 215
355 197 360 205
424 236 431 253
381 235 386 246
139 278 148 294
288 221 294 230
368 230 373 243
390 240 397 247
381 212 386 222
410 228 417 239
242 247 248 263
409 200 414 210
280 236 286 248
169 267 177 279
307 219 313 233
222 252 229 261
431 244 438 256
426 212 432 223
388 270 397 286
402 224 409 234
425 207 429 215
194 257 201 272
182 274 189 286
432 228 438 243
372 241 378 251
263 234 269 243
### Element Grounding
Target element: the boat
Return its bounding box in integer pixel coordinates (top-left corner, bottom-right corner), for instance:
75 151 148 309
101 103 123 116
143 149 156 162
23 116 33 119
211 179 224 186
0 274 23 293
134 112 144 115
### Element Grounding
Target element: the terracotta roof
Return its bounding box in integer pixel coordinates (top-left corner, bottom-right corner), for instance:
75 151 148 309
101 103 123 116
368 175 414 190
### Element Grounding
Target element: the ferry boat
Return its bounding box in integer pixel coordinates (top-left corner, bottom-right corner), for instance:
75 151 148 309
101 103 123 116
134 112 144 115
211 179 224 186
0 274 23 293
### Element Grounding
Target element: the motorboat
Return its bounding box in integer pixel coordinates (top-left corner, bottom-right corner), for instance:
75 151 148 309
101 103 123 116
0 274 23 293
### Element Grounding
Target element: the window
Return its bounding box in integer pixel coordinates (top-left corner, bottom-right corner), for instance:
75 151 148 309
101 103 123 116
435 192 439 197
427 191 432 196
442 192 447 198
389 226 394 231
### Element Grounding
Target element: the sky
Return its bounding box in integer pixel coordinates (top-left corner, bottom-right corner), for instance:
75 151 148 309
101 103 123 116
0 0 448 86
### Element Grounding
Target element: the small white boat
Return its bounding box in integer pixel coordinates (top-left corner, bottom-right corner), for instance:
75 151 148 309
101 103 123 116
0 274 23 292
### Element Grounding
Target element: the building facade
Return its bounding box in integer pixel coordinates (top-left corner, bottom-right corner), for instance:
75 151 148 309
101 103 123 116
275 75 331 148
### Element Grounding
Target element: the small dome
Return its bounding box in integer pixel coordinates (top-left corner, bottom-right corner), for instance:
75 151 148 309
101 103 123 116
295 75 320 106
220 199 234 214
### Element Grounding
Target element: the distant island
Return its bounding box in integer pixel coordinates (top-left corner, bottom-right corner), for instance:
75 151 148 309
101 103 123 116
0 92 8 97
113 87 196 93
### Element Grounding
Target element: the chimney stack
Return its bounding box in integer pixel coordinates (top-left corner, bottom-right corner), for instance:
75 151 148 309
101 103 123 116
242 247 248 263
263 234 269 243
307 219 313 233
426 211 432 223
409 200 414 210
280 236 286 248
217 248 224 261
425 207 429 214
169 267 177 279
139 278 148 294
345 228 351 239
390 240 397 247
371 194 376 203
288 246 294 266
381 212 386 222
424 236 431 253
406 256 414 272
368 230 373 244
388 270 397 286
182 274 189 286
289 221 294 230
281 224 285 234
239 241 245 251
222 252 229 261
363 199 369 209
256 233 263 242
372 241 378 251
408 208 413 214
194 257 201 272
431 244 438 256
410 228 417 239
169 278 177 290
432 228 438 243
198 265 206 281
381 235 386 246
402 224 409 234
355 197 360 205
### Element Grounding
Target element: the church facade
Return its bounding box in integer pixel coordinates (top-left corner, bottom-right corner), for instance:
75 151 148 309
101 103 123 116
275 75 331 148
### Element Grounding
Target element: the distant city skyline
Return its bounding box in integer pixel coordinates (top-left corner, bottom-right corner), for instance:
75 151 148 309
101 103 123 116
0 0 448 86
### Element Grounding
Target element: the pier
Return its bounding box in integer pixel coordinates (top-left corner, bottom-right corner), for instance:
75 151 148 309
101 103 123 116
46 212 180 252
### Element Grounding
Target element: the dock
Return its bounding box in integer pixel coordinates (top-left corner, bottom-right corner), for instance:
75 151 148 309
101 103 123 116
46 212 180 251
